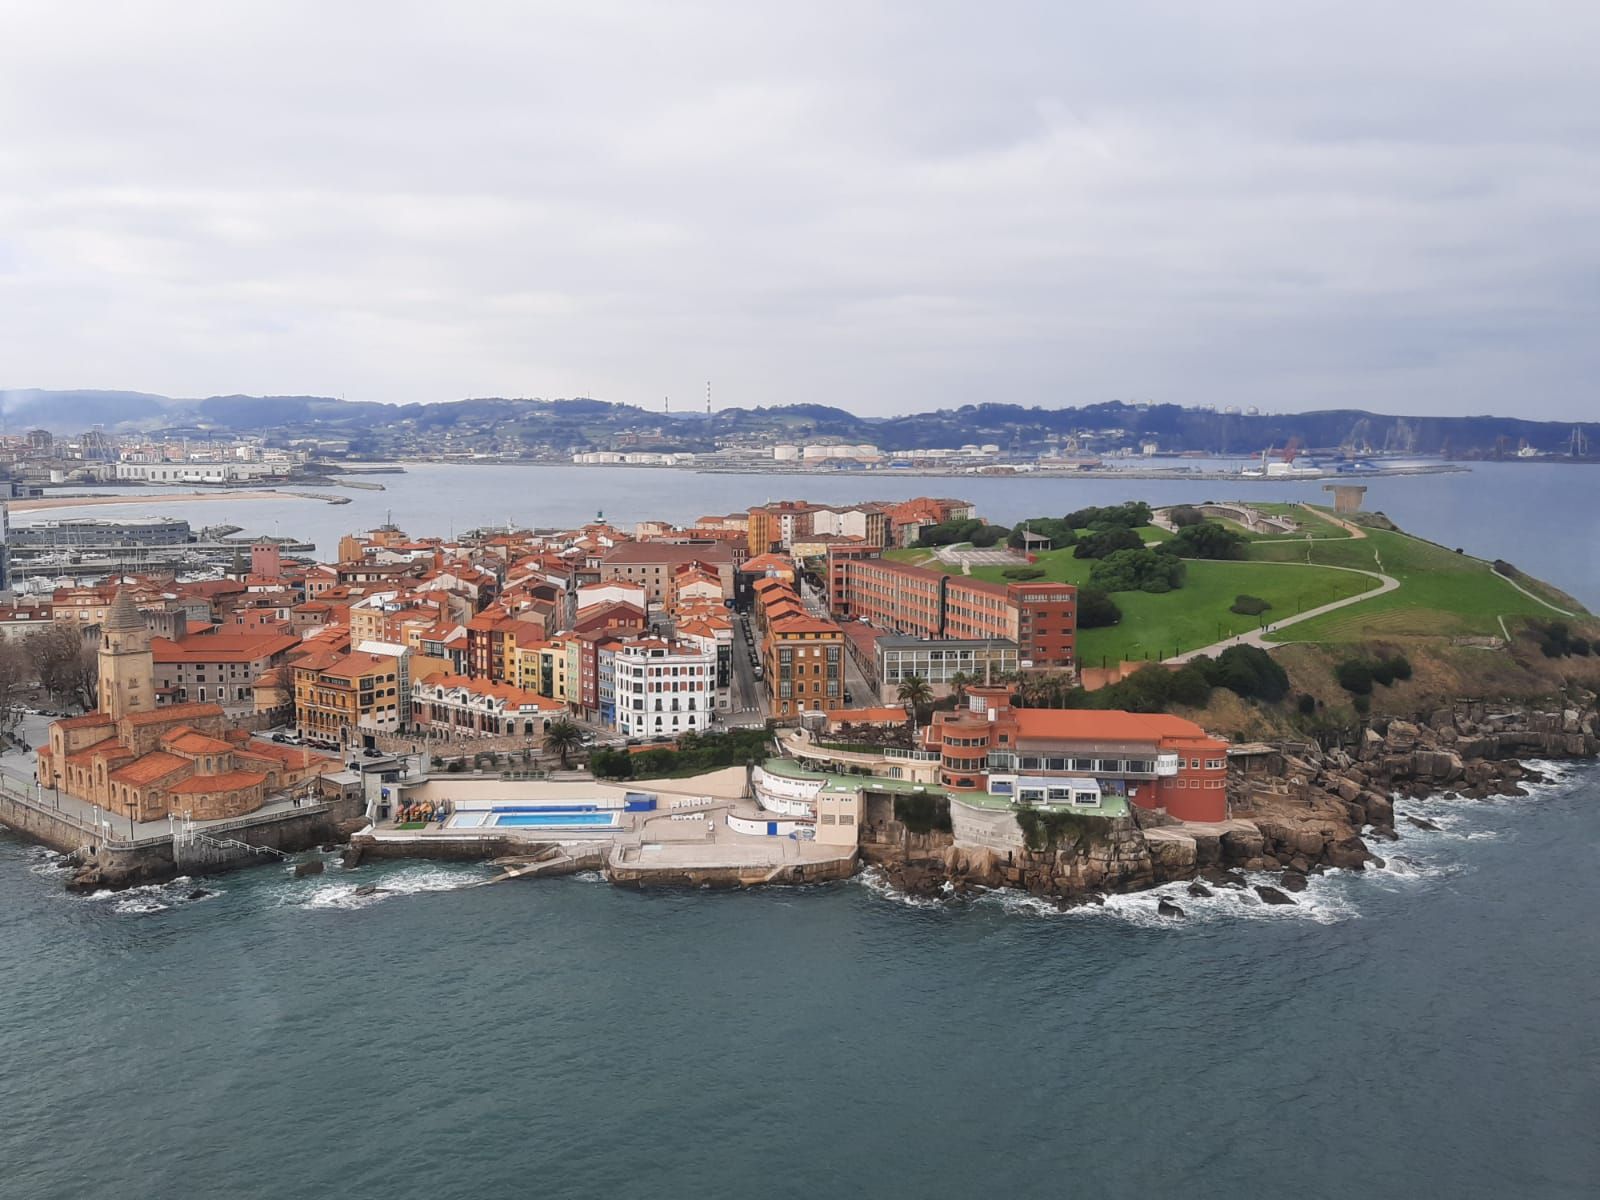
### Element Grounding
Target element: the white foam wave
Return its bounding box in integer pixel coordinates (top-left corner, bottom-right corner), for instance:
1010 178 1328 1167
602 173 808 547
111 896 169 915
300 866 476 910
852 866 948 910
984 868 1361 926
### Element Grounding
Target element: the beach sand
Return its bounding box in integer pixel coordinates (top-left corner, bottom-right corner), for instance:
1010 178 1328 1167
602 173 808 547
9 490 318 513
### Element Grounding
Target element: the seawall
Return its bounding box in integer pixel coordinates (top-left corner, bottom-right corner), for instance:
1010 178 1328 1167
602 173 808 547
0 786 368 891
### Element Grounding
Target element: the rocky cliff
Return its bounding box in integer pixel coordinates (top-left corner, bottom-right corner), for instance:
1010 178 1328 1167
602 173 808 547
865 696 1598 906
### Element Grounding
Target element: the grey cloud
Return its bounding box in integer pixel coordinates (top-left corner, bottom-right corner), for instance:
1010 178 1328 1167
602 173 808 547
0 0 1595 418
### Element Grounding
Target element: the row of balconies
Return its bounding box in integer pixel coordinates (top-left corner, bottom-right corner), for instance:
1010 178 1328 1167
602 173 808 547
983 751 1178 777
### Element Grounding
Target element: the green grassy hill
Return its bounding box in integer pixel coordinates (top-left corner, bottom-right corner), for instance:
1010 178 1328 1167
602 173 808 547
1249 518 1578 642
882 504 1589 664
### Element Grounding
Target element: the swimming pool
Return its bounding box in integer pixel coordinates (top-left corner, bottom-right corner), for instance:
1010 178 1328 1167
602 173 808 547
491 812 618 828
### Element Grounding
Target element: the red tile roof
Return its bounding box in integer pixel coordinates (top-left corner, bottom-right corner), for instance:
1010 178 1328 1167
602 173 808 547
108 752 192 786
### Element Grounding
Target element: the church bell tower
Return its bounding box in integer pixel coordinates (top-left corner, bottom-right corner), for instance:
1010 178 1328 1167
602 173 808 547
98 588 155 721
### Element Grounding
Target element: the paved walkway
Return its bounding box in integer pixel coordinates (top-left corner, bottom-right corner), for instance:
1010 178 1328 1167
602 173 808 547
1164 561 1398 664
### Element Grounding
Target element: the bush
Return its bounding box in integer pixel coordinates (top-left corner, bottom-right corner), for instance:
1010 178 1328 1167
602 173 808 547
894 794 951 834
1169 505 1204 528
1532 620 1582 658
1013 806 1101 853
589 727 772 779
1370 659 1398 687
970 524 1010 548
1389 654 1413 680
1160 520 1248 561
1002 566 1045 580
1088 548 1186 594
1353 694 1371 715
1076 588 1122 629
1230 594 1271 616
1202 644 1290 702
1336 660 1374 695
1297 693 1317 715
1073 527 1145 560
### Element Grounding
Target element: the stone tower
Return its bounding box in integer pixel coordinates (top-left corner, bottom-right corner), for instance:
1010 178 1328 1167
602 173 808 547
98 588 154 720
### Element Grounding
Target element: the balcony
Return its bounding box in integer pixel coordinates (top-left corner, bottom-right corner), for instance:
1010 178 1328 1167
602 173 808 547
1155 754 1180 777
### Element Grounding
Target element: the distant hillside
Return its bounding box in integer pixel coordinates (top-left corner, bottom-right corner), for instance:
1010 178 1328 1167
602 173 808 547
0 389 1591 459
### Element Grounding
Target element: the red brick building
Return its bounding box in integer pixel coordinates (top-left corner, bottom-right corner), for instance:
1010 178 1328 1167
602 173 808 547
833 555 1076 670
922 686 1230 822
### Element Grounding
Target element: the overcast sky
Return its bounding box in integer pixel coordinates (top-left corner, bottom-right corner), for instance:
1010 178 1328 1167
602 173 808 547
1 1 1596 419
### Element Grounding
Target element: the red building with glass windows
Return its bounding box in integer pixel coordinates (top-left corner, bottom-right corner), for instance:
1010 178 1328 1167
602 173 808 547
921 686 1230 822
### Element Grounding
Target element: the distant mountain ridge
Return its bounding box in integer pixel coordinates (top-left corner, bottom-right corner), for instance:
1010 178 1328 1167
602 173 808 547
0 389 1590 458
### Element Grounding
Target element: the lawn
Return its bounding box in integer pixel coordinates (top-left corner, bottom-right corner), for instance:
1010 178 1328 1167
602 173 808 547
885 507 1582 657
963 546 1376 666
1249 525 1577 642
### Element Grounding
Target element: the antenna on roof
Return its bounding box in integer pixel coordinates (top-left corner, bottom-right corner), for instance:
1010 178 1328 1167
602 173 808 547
707 380 712 413
664 395 670 413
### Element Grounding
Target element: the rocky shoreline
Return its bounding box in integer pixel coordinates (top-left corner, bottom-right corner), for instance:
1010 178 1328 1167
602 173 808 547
863 696 1599 912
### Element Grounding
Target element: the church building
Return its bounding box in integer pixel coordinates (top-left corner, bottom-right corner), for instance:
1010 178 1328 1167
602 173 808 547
36 590 332 823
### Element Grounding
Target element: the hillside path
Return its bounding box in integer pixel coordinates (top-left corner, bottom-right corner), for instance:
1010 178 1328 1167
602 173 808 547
1162 561 1398 664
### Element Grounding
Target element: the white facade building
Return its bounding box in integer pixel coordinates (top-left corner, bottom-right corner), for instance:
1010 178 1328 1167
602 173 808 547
115 460 283 483
611 638 717 738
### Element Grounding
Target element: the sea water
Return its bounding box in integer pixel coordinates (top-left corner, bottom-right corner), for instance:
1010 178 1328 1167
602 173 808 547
1 763 1595 1199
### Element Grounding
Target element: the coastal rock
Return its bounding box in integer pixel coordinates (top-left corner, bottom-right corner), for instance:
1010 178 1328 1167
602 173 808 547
1278 870 1309 893
1220 828 1265 865
1324 836 1371 870
1254 885 1297 906
1360 790 1395 828
1201 867 1248 890
186 889 210 901
1405 815 1443 832
1384 720 1421 752
1186 882 1213 898
293 860 325 878
1157 899 1185 919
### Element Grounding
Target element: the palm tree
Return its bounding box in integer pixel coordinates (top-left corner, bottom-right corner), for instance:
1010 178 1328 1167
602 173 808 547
543 718 583 769
896 675 934 737
947 671 975 705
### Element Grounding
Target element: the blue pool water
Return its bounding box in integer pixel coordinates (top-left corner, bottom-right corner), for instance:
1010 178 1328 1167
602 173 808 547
492 813 616 828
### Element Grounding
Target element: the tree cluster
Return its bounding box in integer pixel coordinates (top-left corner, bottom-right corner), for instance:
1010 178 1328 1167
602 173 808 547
1087 548 1187 594
1006 518 1077 550
916 518 1009 548
1073 527 1145 560
1063 501 1152 530
589 727 774 780
1005 644 1287 715
1160 520 1248 560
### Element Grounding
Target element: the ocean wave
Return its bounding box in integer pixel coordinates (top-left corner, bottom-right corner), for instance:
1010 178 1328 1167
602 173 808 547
111 895 169 915
852 865 949 910
26 847 73 878
80 877 222 915
854 864 1361 924
982 868 1362 927
300 866 478 910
